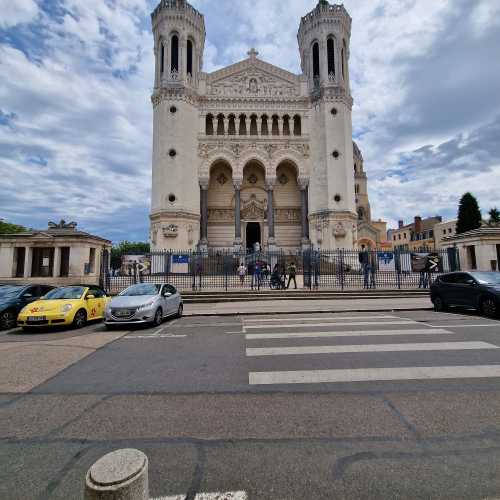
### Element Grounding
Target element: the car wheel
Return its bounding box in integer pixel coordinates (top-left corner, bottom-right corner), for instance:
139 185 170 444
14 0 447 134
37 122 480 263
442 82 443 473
153 308 163 326
481 297 499 318
433 296 447 312
176 304 183 319
73 310 87 329
1 310 17 330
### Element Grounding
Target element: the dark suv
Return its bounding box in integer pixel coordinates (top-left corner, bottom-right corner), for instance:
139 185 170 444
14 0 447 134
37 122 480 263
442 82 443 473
0 284 55 329
430 272 500 318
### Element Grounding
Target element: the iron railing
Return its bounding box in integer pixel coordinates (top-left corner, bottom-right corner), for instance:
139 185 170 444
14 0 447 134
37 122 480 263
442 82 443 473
100 248 460 294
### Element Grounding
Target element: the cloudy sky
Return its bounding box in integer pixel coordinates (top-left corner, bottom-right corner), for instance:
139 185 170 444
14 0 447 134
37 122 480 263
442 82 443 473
1 0 499 243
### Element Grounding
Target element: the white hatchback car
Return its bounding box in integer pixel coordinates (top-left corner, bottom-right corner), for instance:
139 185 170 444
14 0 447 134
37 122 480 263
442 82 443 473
105 283 183 328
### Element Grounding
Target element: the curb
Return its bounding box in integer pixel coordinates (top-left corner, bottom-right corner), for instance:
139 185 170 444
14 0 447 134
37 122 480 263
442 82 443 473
183 307 434 317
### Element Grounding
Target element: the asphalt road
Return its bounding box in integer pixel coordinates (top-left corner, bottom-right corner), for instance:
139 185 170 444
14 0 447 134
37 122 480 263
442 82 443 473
1 309 500 499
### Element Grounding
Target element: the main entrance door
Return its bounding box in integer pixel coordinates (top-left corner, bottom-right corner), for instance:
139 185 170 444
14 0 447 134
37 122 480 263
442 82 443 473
246 222 261 251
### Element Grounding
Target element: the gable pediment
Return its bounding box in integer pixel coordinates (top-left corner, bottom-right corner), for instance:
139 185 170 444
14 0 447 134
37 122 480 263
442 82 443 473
206 57 301 98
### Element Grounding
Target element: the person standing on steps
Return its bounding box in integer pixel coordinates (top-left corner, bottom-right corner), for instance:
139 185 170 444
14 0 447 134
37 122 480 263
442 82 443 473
287 261 298 290
359 245 370 289
238 262 247 286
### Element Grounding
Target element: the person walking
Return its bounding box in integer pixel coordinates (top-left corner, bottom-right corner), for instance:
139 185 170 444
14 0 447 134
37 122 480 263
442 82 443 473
287 261 298 290
252 260 262 291
238 262 247 286
369 251 377 289
359 245 370 289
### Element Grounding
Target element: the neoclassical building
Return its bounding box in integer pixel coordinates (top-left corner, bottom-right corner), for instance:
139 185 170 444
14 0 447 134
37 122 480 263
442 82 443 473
150 0 375 252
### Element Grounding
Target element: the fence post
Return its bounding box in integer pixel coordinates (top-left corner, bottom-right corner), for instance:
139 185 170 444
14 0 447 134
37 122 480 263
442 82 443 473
340 249 345 291
396 250 401 290
84 449 149 500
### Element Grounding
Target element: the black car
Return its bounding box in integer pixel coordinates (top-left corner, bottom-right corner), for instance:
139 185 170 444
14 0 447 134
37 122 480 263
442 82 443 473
430 272 500 318
0 284 55 329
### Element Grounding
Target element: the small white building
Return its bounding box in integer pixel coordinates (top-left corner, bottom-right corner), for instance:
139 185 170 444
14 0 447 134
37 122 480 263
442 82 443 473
441 226 500 272
0 221 111 286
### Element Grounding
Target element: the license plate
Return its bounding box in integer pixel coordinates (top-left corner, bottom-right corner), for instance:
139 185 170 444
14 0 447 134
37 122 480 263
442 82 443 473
116 310 131 317
28 316 46 322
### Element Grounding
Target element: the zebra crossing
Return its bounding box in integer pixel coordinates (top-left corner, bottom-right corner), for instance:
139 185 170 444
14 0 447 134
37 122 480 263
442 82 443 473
243 314 500 386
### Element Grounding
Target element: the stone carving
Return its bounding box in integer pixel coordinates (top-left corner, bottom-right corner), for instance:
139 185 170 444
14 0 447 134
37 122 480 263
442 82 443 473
48 220 77 230
187 225 194 245
163 224 179 237
248 173 258 185
275 208 300 223
241 194 267 220
210 68 299 98
208 209 234 222
278 174 289 185
333 222 347 238
217 173 228 185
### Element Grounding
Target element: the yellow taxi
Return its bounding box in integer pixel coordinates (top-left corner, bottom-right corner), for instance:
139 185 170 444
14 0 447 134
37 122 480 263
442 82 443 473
17 285 110 331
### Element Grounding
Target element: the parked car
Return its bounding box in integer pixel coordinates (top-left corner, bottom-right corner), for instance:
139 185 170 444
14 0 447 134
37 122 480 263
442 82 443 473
0 284 55 329
104 283 183 328
430 271 500 318
17 285 110 331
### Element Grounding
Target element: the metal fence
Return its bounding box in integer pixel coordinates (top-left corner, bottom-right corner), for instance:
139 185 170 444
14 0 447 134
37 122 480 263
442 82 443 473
99 248 460 294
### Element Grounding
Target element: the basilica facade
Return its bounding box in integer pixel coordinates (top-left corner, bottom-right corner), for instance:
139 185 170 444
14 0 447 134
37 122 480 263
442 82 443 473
150 0 382 251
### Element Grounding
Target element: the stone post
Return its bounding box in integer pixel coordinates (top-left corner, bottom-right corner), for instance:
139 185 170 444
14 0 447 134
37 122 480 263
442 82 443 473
257 115 263 136
233 179 243 251
53 247 61 278
199 179 209 251
84 449 149 500
223 117 229 135
244 116 249 136
299 178 310 247
23 247 31 278
266 179 276 248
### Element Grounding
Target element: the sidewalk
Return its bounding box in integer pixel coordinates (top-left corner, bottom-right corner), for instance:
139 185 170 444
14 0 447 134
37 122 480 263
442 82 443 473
184 297 432 316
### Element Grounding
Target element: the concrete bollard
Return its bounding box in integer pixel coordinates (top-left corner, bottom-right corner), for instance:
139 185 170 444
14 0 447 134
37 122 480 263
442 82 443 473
84 449 149 500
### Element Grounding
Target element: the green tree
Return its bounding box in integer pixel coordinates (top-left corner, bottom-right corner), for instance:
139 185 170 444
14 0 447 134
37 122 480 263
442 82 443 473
0 219 27 234
110 241 150 270
489 207 500 225
456 192 482 234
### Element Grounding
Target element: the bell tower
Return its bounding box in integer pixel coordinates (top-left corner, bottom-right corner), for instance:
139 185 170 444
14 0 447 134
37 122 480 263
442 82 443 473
298 1 357 249
150 0 205 250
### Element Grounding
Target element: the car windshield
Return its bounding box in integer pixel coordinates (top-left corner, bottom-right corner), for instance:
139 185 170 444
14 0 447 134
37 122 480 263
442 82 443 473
471 272 500 285
119 284 161 296
43 287 86 300
0 286 24 298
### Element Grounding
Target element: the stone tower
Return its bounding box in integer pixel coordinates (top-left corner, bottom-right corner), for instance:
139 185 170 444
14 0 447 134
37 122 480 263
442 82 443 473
353 141 372 223
297 1 357 249
150 0 206 250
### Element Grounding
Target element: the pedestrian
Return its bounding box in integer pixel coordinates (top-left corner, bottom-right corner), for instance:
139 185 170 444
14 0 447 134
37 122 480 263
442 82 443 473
252 260 261 291
280 263 287 289
419 270 429 289
359 245 370 289
238 262 247 286
369 252 377 289
287 261 298 289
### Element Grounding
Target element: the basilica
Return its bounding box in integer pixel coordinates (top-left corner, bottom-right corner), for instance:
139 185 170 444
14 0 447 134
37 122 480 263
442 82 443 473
149 0 387 251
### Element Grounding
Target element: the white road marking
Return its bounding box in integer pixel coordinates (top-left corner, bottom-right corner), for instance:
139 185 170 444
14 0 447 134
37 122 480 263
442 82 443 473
153 491 247 500
246 341 497 357
249 365 500 385
243 315 397 323
245 328 453 340
428 324 500 329
244 320 416 330
124 334 187 339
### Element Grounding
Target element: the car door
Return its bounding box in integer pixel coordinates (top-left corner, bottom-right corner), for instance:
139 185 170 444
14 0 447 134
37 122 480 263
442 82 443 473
18 285 41 310
451 273 479 308
163 285 178 315
85 287 102 320
435 274 457 305
90 287 108 319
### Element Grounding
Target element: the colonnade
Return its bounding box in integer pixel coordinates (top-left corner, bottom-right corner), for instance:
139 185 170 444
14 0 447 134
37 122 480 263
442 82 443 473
205 114 302 137
199 177 310 248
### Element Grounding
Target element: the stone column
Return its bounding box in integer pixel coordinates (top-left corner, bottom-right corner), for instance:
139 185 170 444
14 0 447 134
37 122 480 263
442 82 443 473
278 116 284 136
23 247 31 278
257 115 263 136
266 179 276 249
53 247 61 278
299 178 310 246
244 116 249 136
199 180 209 251
233 179 243 251
223 117 229 136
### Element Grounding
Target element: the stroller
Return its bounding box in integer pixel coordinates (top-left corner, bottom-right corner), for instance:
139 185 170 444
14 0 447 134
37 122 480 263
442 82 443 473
270 270 285 290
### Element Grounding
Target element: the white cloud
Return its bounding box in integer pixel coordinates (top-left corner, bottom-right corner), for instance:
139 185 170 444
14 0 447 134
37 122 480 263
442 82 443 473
0 0 38 28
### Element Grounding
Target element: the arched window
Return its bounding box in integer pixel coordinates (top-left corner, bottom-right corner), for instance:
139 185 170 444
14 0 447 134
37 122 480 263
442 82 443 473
327 38 335 76
171 35 179 73
312 42 320 79
238 115 247 135
250 115 258 135
293 115 302 136
282 116 290 136
341 39 346 80
261 115 269 136
271 115 279 136
160 42 165 74
205 114 214 135
358 207 365 221
187 39 193 76
216 114 225 135
228 115 236 135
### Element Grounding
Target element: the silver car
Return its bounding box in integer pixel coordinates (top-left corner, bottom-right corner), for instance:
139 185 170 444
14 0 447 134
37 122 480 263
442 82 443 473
104 283 183 328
